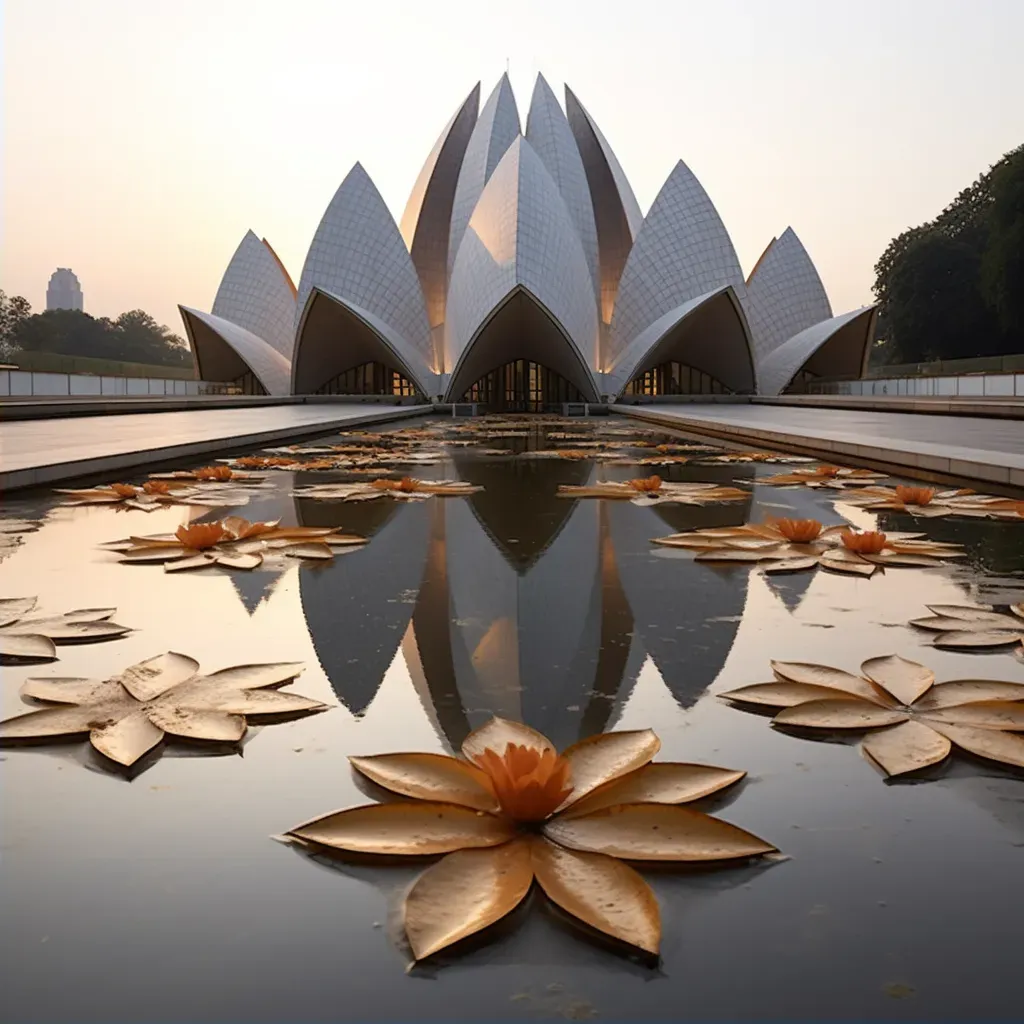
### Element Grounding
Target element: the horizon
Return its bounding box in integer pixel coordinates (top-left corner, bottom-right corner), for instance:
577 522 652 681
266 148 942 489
3 0 1022 335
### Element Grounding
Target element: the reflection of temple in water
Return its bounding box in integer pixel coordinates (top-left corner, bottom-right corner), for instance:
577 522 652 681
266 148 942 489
297 459 755 750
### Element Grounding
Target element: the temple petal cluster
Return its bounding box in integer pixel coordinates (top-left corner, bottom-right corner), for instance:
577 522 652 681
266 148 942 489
180 75 876 405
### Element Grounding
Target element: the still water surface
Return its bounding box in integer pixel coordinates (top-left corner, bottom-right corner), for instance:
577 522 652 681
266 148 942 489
2 416 1023 1020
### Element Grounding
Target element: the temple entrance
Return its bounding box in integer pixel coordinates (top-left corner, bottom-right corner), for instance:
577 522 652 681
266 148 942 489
623 360 731 396
461 359 587 412
314 361 418 396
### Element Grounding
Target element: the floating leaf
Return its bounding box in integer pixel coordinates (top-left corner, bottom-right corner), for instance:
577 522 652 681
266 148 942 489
928 722 1024 768
349 753 499 812
0 634 57 661
719 681 852 707
0 597 38 628
544 803 776 861
861 720 951 776
404 840 534 960
921 701 1024 730
861 655 934 705
771 661 890 704
910 615 1023 632
560 730 661 805
531 838 660 955
762 557 819 574
915 680 1024 709
932 631 1022 649
775 699 908 729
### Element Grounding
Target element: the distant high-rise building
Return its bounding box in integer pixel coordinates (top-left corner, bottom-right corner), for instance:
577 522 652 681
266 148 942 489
46 268 84 311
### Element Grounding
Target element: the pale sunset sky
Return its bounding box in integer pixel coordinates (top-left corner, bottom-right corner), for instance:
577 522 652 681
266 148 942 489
3 0 1022 335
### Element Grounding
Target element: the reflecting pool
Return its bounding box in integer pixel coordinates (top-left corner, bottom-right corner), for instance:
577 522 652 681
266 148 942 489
2 415 1023 1020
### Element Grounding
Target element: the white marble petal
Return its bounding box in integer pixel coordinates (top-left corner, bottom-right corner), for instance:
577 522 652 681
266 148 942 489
744 227 833 362
179 306 291 396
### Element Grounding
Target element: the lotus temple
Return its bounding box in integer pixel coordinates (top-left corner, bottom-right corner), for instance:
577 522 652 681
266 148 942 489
179 75 876 408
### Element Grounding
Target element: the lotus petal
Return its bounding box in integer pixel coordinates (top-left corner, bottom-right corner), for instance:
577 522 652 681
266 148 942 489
0 634 57 661
164 554 217 572
323 535 367 547
861 720 951 776
146 705 246 743
916 680 1024 709
818 553 877 576
0 596 38 628
199 662 304 690
90 710 165 766
921 701 1024 731
2 620 130 642
774 699 908 729
695 548 778 563
193 687 324 716
404 840 534 960
861 655 934 705
212 551 263 570
544 803 775 861
761 557 819 574
719 680 853 708
1012 603 1023 621
288 802 516 855
562 762 744 817
19 677 112 704
122 546 191 563
652 535 732 549
928 721 1024 769
462 717 555 763
349 753 498 811
560 730 661 807
282 542 334 560
531 837 659 955
770 661 890 705
910 615 1023 632
59 608 117 621
0 703 100 739
119 651 200 702
925 604 999 619
265 527 335 539
932 631 1022 649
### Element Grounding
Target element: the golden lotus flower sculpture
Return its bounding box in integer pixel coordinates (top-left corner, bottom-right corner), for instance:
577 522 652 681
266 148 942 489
907 603 1024 651
105 516 366 571
653 521 964 576
284 718 775 961
54 478 207 512
759 465 888 488
0 652 326 770
292 478 482 502
558 480 749 507
840 485 1024 520
0 597 130 662
721 656 1024 778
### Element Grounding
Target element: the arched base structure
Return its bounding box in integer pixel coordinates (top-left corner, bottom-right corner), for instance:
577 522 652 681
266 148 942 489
444 288 600 405
178 306 290 396
315 361 418 397
462 360 587 412
623 361 731 397
605 286 755 399
292 288 434 397
757 306 877 397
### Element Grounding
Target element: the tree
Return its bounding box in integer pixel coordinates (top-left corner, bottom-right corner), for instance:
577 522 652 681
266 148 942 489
0 290 32 357
981 147 1024 344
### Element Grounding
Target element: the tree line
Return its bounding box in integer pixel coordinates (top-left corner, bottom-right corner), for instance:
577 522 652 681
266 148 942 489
872 144 1023 366
0 292 193 369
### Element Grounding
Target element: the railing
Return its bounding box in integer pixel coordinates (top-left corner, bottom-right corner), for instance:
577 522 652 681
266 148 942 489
806 372 1023 399
0 368 204 398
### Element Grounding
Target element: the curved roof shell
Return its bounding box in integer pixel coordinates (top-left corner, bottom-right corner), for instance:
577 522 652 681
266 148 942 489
564 85 642 322
757 306 877 396
605 285 755 395
178 306 291 396
292 287 438 397
446 74 521 285
400 83 480 335
443 136 600 401
212 230 297 359
609 159 746 366
525 74 600 298
744 227 832 362
293 163 433 369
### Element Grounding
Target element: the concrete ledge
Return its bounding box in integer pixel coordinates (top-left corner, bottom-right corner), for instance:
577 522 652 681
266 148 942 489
755 394 1024 419
611 405 1024 493
0 405 428 491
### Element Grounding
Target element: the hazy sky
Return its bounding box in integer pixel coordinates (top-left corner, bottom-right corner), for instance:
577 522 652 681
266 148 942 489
3 0 1022 335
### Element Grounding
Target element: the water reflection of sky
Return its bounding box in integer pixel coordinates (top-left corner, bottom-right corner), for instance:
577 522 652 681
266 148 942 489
2 419 1024 1020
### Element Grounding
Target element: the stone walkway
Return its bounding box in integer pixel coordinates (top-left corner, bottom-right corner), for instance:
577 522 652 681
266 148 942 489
0 404 426 490
614 403 1024 489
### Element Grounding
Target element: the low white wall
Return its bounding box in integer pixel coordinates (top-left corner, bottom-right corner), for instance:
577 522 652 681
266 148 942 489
0 370 202 397
813 372 1024 398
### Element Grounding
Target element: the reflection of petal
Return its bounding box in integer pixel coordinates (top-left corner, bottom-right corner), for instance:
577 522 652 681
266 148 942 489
531 837 659 955
405 839 533 959
289 802 516 855
545 803 776 861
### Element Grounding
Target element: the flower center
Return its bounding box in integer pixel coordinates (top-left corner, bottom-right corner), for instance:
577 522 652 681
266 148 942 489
816 465 840 478
110 483 137 498
628 475 662 493
142 481 171 495
840 529 887 554
175 522 228 550
194 466 234 481
775 517 823 543
895 484 935 506
472 743 574 823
